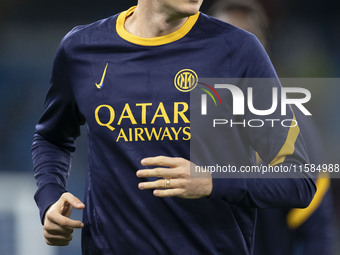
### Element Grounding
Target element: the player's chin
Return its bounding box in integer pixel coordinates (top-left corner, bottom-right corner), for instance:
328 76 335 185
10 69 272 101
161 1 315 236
180 1 202 15
178 8 200 18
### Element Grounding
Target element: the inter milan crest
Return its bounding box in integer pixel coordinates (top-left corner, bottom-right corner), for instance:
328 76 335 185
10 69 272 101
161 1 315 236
174 69 198 92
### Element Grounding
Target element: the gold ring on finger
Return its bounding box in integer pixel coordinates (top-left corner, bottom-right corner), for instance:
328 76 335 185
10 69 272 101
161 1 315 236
164 179 171 189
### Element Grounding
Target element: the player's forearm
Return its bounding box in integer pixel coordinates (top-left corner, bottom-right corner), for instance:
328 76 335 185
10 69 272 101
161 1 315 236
32 132 72 224
249 177 315 208
210 176 316 209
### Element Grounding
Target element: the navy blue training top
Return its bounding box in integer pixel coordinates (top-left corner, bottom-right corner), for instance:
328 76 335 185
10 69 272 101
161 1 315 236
32 7 315 255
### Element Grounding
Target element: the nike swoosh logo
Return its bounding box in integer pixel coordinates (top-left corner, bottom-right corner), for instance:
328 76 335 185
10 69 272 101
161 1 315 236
95 63 109 89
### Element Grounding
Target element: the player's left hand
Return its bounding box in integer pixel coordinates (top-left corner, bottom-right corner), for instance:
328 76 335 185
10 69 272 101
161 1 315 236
136 156 212 199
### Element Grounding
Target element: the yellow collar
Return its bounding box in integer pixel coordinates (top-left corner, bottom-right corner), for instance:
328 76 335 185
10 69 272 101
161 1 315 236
116 6 200 46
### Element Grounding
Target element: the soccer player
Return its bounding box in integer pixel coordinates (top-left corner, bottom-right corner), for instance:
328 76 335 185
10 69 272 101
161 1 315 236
32 0 316 254
209 0 335 254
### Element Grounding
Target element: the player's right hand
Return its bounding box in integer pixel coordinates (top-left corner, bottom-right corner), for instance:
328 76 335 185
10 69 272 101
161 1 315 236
43 192 85 246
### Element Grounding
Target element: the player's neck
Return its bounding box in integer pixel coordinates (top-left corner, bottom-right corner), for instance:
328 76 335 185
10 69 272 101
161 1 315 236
124 5 189 38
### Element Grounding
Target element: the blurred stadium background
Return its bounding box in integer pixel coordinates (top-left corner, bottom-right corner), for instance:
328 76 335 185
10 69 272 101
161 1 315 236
0 0 339 254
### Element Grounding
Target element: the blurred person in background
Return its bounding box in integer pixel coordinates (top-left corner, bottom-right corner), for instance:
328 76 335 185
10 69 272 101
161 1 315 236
209 0 335 254
209 0 269 50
